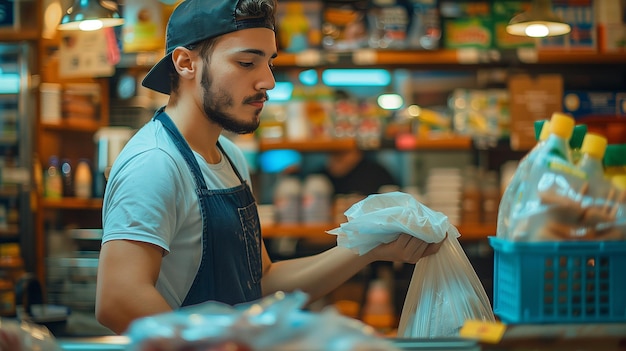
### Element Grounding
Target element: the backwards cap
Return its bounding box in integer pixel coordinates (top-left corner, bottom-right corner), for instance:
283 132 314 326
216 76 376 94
142 0 275 95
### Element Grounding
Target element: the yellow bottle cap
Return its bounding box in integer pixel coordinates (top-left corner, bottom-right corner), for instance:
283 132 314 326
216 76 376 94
549 112 575 140
613 175 626 190
581 133 608 159
538 120 551 141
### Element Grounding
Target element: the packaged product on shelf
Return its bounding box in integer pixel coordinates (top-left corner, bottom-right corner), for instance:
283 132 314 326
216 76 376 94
439 0 492 49
321 0 369 51
276 1 322 53
44 156 63 199
366 0 410 50
405 0 441 50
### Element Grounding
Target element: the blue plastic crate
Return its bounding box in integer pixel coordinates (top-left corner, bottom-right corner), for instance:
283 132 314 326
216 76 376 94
489 237 626 324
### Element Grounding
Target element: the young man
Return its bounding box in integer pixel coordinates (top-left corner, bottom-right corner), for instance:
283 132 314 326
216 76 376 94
95 0 443 334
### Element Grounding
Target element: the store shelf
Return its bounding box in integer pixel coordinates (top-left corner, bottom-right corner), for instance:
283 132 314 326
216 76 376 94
41 198 104 210
0 225 19 238
262 222 495 241
40 121 103 133
258 138 357 152
531 50 626 64
274 49 626 68
258 135 473 152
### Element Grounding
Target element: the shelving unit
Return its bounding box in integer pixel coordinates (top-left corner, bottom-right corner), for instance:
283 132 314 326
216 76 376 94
262 222 496 242
33 29 112 286
271 48 626 68
25 14 626 299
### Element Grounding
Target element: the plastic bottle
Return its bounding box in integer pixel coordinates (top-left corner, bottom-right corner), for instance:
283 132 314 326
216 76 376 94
496 119 551 238
538 112 576 163
301 174 333 224
44 156 63 199
577 133 608 181
61 158 74 197
273 175 302 224
506 112 577 240
74 159 93 199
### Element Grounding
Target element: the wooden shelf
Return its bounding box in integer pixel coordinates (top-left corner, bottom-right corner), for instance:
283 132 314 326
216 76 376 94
0 225 20 238
40 120 103 133
258 135 473 152
41 197 103 210
532 50 626 64
259 138 357 152
262 222 496 241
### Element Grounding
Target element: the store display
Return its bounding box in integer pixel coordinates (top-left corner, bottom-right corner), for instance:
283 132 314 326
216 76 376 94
2 0 625 338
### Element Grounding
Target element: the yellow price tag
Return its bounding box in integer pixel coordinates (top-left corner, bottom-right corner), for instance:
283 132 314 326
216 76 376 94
459 320 507 344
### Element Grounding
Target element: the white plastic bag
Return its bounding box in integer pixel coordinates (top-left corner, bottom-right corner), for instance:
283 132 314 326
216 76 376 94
0 318 61 351
125 291 402 351
327 192 495 337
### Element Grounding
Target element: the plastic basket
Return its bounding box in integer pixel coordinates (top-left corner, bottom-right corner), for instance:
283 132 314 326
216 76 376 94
489 237 626 324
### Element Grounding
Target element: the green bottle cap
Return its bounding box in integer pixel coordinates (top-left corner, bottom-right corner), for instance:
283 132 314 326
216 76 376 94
569 124 588 150
604 144 626 167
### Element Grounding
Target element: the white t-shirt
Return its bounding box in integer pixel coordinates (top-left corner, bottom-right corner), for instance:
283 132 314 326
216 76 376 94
102 117 253 308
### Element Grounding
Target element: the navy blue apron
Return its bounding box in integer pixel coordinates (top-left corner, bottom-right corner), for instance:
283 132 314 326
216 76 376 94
154 108 262 306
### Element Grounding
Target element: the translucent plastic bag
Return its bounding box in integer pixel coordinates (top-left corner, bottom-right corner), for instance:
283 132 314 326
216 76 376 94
125 291 402 351
327 192 495 338
0 318 61 351
506 145 625 242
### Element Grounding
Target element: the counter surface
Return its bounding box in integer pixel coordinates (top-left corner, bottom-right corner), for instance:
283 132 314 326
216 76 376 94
57 324 626 351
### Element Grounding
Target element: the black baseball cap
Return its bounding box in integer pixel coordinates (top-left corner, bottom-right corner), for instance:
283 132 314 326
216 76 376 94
142 0 276 95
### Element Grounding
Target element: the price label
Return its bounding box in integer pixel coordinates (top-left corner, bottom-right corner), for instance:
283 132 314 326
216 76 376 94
459 320 507 344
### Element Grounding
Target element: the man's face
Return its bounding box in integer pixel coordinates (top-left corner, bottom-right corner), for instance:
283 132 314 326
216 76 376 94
199 28 277 134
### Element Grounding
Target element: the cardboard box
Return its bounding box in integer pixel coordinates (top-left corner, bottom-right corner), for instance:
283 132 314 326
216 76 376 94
508 74 563 151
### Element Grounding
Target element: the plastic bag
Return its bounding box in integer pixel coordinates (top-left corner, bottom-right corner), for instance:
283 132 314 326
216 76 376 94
327 192 495 338
397 237 495 337
0 317 61 351
506 143 625 242
125 291 402 351
327 192 449 254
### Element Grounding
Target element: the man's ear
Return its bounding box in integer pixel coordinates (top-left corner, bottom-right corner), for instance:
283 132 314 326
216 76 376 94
172 47 196 80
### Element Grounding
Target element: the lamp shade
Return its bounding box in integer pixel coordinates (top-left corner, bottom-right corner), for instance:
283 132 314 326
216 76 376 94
506 0 571 37
58 0 124 31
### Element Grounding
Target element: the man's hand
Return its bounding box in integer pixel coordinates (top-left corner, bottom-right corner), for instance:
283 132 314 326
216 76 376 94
366 233 446 264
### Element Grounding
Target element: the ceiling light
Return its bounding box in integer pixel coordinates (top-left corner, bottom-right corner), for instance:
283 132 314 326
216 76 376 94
58 0 124 31
506 0 571 38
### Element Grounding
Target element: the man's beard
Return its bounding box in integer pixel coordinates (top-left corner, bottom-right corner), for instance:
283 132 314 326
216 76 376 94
201 67 265 135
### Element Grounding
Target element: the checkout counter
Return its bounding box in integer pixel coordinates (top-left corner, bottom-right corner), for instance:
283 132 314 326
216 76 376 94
55 324 626 351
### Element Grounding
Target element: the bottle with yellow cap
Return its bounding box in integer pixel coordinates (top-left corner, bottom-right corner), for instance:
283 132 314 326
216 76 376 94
496 120 551 238
612 175 626 191
507 112 578 241
577 133 608 181
540 112 576 163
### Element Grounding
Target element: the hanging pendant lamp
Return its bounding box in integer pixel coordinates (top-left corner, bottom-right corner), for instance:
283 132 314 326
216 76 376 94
506 0 571 38
58 0 124 31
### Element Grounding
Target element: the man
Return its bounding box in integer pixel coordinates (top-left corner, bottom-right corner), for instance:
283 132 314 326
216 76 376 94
95 0 443 334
